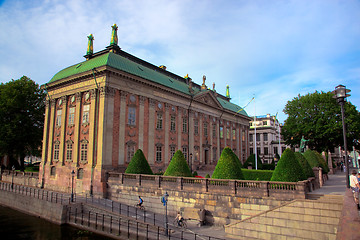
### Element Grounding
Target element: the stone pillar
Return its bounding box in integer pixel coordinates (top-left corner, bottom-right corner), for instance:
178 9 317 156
327 151 334 174
118 91 127 165
138 96 145 150
148 99 156 164
59 96 67 165
164 103 170 165
73 92 82 166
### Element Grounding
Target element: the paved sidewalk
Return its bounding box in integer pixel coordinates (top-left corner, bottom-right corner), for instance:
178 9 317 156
308 171 347 196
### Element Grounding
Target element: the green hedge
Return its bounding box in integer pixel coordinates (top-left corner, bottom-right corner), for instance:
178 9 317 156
125 149 153 174
163 150 192 177
242 169 273 181
294 152 315 178
271 148 306 182
212 147 244 180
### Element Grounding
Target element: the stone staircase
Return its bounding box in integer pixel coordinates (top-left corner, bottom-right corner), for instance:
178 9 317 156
225 195 343 240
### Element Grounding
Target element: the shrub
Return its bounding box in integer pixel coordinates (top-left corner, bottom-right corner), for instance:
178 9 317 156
262 163 275 170
205 174 210 178
271 148 306 182
242 169 273 181
163 150 192 177
125 149 153 175
193 171 198 177
303 150 319 168
294 152 315 178
212 147 244 180
243 154 263 169
314 151 329 174
303 150 329 174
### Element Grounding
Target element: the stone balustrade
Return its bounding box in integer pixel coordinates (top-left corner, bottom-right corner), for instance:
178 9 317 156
107 172 311 200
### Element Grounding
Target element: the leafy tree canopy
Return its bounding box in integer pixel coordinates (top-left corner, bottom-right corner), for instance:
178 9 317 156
163 150 192 177
125 149 153 174
282 91 360 152
212 147 244 180
0 76 46 170
271 148 307 182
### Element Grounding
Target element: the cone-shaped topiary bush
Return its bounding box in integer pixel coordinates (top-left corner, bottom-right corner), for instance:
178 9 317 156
212 147 244 180
270 148 306 182
294 152 315 179
243 154 263 169
125 149 153 175
163 150 192 177
314 151 329 174
303 150 319 169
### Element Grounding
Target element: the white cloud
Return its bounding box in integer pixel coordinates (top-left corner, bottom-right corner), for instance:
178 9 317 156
0 0 359 123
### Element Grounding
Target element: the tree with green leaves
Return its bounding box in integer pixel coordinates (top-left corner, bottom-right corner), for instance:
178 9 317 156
0 76 46 170
212 147 244 180
271 148 306 182
125 149 153 174
282 91 360 152
163 150 192 177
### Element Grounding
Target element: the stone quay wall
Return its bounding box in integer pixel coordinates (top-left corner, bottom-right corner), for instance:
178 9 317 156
0 182 68 225
107 173 313 225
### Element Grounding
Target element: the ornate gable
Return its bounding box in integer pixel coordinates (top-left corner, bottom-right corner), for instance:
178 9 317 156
193 90 223 109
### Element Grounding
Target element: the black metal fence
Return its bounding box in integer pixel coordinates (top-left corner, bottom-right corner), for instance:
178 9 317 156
0 182 224 240
67 206 224 240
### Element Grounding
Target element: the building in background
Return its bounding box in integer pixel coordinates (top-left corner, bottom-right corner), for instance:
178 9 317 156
39 24 252 196
249 114 288 164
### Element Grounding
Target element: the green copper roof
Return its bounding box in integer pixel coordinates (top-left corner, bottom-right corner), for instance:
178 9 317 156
49 51 248 117
217 97 248 116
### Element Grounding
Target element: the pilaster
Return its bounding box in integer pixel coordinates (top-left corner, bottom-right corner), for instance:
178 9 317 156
148 98 156 164
118 91 127 165
138 96 146 150
73 92 82 166
164 103 170 164
59 96 67 165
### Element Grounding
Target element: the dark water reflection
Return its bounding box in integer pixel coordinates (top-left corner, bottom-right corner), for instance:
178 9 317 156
0 205 114 240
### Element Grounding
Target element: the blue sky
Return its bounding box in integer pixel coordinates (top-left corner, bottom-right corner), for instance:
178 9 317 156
0 0 359 123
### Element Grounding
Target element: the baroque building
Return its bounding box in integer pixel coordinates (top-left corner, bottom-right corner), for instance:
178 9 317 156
249 114 288 164
39 25 252 196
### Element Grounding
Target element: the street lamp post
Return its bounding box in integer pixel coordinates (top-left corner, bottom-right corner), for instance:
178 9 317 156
71 170 75 202
162 192 169 236
332 84 351 188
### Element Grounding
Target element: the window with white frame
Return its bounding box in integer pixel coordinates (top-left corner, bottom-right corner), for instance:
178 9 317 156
232 129 236 140
212 124 216 138
170 146 176 159
194 120 199 135
156 146 162 162
128 107 136 126
220 127 224 138
80 142 88 162
170 116 176 131
82 105 90 124
204 122 208 137
182 118 187 132
156 113 163 129
66 142 73 161
68 107 75 125
182 147 187 161
127 144 135 163
56 110 62 127
53 143 60 160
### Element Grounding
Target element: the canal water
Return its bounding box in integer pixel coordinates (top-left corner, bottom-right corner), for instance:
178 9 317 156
0 205 114 240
